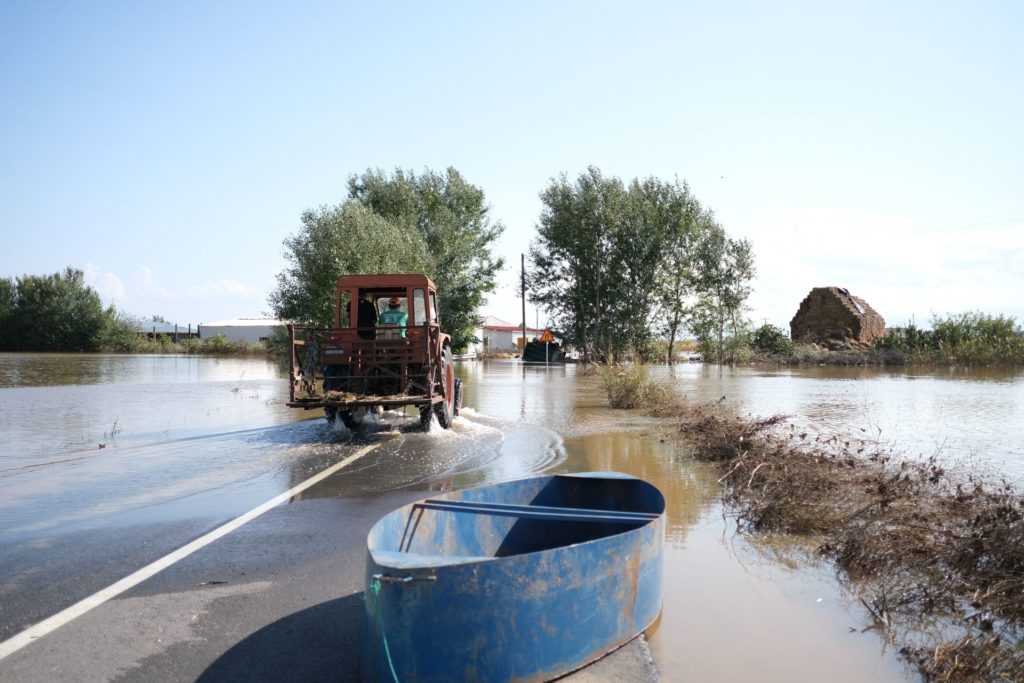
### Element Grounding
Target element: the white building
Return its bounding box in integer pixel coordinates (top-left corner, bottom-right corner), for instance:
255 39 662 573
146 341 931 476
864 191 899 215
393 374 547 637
199 318 285 343
476 316 544 352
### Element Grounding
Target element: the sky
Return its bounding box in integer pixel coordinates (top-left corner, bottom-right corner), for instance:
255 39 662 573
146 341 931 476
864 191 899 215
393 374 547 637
2 1 1022 330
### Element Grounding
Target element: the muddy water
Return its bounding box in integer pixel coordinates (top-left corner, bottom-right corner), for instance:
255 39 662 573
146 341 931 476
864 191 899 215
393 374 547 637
3 354 1020 680
457 362 916 681
0 353 318 542
655 363 1024 478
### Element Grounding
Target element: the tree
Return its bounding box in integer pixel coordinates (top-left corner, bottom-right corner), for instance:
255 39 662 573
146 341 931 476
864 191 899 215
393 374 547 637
2 268 107 351
529 167 755 364
99 309 144 352
647 181 704 363
688 229 755 362
269 168 504 352
528 167 629 362
529 169 715 362
0 277 14 350
269 202 427 327
347 168 505 352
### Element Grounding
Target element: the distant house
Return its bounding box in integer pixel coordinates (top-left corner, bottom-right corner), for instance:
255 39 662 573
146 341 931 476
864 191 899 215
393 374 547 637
134 321 199 340
199 318 284 343
478 316 544 352
790 287 885 344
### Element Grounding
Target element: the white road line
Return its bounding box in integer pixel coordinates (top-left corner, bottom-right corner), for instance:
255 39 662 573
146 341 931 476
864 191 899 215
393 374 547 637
0 442 381 661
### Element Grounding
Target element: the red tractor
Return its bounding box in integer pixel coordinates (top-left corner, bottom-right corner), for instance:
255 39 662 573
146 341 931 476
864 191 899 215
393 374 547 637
286 274 462 431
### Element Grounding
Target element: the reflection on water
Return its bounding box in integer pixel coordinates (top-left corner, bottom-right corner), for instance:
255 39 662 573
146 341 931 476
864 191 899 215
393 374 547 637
657 363 1024 478
0 353 297 469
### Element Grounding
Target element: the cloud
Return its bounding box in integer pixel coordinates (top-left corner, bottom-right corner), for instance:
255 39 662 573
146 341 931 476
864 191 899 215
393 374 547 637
135 265 175 301
742 206 1024 328
188 279 261 299
77 264 270 322
83 263 126 303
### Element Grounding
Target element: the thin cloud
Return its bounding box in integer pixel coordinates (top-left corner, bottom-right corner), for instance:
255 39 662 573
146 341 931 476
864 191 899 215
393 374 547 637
83 263 126 303
188 279 261 299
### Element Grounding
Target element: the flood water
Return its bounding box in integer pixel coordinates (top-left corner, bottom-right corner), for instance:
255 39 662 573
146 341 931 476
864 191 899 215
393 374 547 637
2 353 1022 680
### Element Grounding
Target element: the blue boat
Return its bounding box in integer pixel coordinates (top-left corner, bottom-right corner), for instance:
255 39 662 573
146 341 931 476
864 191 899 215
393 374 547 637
362 472 665 682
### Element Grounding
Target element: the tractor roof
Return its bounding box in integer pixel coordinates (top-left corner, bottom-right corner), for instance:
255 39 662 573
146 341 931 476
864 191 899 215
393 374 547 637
335 274 436 290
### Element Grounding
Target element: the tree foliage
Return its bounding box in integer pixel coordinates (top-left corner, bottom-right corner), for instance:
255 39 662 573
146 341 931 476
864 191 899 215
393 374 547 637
268 203 427 327
528 167 628 362
0 277 14 350
0 268 109 351
528 167 755 363
347 168 505 352
269 167 504 352
688 229 755 362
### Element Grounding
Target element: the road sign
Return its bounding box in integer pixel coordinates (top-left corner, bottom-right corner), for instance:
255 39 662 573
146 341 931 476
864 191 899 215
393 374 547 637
539 328 555 343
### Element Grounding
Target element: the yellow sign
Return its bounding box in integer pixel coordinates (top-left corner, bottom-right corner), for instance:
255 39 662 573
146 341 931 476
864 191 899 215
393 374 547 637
538 328 555 343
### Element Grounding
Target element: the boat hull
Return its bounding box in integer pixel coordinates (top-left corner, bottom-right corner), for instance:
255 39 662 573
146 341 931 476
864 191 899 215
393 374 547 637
362 473 665 682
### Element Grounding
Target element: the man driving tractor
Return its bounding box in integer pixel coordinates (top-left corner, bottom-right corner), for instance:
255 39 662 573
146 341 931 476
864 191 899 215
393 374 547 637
377 296 408 338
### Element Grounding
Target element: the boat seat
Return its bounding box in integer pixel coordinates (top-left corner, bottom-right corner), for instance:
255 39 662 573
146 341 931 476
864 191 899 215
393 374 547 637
417 499 660 524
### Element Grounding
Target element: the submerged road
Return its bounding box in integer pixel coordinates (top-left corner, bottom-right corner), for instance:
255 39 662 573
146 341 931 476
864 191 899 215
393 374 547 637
0 413 656 683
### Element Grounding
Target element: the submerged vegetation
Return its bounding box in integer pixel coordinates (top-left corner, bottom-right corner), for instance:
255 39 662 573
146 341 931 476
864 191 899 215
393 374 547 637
600 364 1024 681
598 364 679 411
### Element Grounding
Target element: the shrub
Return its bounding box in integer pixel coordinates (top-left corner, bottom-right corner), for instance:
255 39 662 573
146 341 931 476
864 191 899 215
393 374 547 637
751 324 794 355
879 313 1024 365
599 364 678 411
98 310 144 352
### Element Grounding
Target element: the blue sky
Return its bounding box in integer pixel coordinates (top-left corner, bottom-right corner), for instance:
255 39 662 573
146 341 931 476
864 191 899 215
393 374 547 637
2 1 1022 329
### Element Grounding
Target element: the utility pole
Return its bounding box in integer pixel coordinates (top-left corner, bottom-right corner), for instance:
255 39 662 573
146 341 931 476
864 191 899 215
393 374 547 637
521 254 527 359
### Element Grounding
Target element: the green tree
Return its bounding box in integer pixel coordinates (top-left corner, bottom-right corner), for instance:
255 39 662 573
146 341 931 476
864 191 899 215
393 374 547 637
528 167 629 362
3 268 107 351
269 202 427 327
529 168 737 363
648 181 706 363
269 168 503 352
609 177 678 359
347 168 505 352
688 229 755 362
98 308 144 352
0 277 14 349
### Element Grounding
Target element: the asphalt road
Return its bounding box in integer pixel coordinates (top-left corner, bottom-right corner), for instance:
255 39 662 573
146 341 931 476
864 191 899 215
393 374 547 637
0 426 657 683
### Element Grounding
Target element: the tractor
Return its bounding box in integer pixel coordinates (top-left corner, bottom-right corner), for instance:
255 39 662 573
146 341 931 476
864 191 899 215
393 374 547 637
286 274 462 431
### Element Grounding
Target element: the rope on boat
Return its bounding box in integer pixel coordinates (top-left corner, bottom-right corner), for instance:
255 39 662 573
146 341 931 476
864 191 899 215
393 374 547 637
367 577 402 683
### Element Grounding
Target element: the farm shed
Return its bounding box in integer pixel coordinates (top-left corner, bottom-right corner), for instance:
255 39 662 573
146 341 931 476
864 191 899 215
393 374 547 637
790 287 885 344
134 321 199 340
199 318 284 343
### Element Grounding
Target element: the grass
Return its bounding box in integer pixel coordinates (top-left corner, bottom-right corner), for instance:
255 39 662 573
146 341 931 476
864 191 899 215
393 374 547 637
99 334 280 356
601 377 1024 681
597 363 680 412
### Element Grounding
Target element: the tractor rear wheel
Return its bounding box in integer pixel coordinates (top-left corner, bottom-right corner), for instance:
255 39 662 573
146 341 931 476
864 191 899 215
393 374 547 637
433 346 455 429
340 410 361 430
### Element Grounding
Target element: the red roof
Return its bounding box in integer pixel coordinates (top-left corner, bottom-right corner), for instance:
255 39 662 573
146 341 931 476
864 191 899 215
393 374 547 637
486 325 543 333
482 316 544 334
